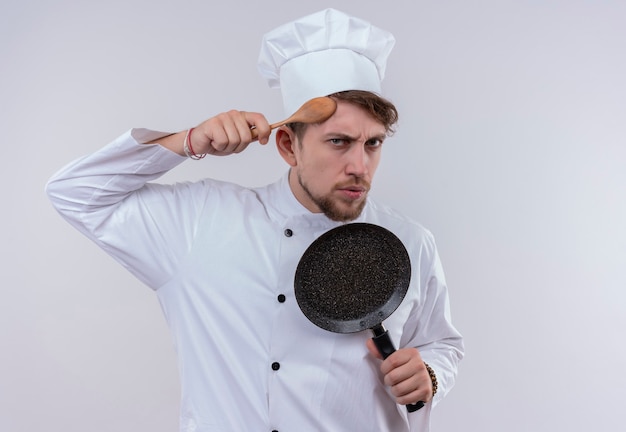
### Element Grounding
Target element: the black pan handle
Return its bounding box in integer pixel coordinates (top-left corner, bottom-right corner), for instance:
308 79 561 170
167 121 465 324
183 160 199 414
371 324 425 413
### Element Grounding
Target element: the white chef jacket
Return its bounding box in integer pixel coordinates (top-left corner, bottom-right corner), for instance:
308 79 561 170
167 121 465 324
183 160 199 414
46 129 464 432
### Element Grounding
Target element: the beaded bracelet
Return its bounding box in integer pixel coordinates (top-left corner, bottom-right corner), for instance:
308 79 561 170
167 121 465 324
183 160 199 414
424 362 438 397
183 128 206 160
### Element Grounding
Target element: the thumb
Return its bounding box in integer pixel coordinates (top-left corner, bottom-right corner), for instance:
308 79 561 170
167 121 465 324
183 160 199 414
366 338 383 360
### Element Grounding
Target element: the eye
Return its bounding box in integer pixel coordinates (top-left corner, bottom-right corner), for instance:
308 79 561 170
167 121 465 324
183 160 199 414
366 138 384 148
329 138 347 146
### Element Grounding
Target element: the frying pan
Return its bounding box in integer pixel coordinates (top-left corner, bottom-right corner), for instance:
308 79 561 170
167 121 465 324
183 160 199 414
294 222 424 412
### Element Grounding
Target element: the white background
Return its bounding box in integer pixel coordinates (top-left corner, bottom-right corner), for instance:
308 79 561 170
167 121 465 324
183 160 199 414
1 1 625 431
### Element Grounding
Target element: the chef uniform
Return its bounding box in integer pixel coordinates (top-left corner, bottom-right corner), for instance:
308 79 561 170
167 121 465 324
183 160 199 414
47 8 464 432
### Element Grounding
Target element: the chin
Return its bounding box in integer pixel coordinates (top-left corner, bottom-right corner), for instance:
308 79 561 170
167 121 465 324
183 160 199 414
323 202 366 222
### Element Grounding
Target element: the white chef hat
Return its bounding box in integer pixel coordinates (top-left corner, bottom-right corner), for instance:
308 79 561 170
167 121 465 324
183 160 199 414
258 8 395 116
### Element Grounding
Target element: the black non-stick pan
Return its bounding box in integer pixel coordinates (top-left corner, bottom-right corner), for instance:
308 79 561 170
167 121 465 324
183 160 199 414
294 222 424 412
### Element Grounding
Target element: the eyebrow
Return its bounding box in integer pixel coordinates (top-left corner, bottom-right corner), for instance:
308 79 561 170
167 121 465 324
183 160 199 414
368 134 387 143
323 132 387 142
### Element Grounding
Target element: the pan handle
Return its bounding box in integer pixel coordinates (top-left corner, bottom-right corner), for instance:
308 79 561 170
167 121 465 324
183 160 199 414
371 324 425 413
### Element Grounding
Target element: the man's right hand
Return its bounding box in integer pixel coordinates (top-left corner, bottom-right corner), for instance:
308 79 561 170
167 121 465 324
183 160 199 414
148 110 272 157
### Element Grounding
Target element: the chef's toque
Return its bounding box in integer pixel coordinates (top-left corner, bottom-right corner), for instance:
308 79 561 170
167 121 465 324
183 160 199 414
257 8 395 116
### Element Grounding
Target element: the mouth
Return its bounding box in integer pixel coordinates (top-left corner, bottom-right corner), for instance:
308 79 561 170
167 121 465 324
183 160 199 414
337 185 368 200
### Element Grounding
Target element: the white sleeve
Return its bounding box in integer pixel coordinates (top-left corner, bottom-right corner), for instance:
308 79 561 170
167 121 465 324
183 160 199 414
46 129 204 289
402 232 465 405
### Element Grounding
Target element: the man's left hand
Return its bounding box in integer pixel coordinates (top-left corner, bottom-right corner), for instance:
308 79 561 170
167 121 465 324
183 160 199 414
366 339 433 406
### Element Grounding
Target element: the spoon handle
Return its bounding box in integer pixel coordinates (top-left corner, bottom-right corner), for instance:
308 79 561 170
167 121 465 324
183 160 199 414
249 119 288 141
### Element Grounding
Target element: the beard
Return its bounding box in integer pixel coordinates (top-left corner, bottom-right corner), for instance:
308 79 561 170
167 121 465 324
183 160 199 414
297 172 369 222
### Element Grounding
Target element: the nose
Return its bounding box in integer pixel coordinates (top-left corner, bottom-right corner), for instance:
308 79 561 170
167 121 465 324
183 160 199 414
345 144 368 178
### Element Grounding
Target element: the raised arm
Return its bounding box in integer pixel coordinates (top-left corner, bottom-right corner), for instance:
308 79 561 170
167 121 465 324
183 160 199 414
46 110 271 288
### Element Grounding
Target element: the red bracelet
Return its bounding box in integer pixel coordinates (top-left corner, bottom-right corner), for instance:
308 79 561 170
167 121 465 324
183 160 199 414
183 128 206 160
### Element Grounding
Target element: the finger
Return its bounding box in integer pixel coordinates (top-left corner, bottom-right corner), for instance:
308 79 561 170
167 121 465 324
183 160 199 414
366 338 383 360
232 111 262 153
234 110 255 143
225 111 270 153
380 347 423 375
246 112 271 144
388 372 419 397
392 374 432 405
193 114 231 155
213 111 248 153
383 359 415 387
394 385 427 406
379 348 412 375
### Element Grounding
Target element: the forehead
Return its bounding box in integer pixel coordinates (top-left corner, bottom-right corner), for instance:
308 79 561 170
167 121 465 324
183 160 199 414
306 100 386 137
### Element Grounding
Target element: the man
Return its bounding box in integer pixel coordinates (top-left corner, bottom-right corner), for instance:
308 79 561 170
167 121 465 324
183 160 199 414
47 9 463 432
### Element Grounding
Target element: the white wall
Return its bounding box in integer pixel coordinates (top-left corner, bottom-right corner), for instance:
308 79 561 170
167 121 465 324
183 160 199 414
1 1 624 431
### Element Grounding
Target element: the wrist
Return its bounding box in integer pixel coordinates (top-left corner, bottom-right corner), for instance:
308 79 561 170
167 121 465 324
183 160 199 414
424 362 438 397
183 128 206 160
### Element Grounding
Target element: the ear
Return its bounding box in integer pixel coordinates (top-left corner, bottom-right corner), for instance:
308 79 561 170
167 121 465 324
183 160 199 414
276 126 298 167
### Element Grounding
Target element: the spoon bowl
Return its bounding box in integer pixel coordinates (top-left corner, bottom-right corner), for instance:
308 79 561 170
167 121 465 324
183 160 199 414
251 97 337 140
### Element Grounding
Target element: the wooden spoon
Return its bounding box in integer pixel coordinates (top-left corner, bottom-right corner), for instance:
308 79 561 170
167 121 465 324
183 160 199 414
250 97 337 140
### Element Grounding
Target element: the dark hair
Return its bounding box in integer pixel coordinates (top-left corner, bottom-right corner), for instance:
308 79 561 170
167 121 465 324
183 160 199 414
287 90 399 139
